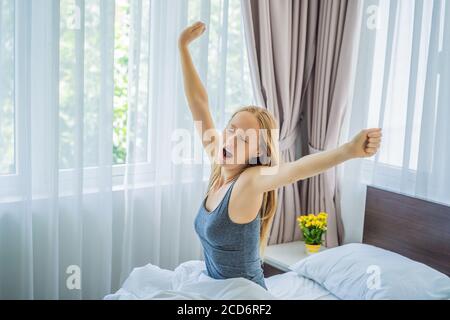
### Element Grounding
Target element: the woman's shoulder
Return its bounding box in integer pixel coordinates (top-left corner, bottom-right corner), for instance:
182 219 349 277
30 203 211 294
241 165 265 179
232 166 267 197
238 165 269 185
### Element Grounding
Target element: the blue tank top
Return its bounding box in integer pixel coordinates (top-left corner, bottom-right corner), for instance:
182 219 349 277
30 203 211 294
194 177 267 290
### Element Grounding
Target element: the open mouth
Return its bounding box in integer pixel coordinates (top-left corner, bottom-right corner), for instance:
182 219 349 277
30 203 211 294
222 147 233 159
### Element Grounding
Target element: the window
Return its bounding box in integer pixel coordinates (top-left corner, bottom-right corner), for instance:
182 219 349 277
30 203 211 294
0 0 15 175
363 0 434 170
113 0 131 165
356 0 447 172
350 0 449 203
0 0 253 175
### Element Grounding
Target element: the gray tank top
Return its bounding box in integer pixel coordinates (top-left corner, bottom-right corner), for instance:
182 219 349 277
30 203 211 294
194 176 267 290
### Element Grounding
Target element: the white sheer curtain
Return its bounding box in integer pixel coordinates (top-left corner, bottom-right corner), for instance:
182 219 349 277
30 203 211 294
339 0 450 243
0 0 253 299
118 0 254 284
0 0 115 300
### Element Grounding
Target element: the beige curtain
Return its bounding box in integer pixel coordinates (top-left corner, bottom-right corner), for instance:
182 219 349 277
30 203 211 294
241 0 362 247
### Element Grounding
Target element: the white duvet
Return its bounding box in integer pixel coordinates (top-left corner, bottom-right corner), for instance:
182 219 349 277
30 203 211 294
104 260 338 300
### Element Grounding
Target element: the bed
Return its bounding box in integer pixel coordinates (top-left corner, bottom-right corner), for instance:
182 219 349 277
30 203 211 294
105 186 450 300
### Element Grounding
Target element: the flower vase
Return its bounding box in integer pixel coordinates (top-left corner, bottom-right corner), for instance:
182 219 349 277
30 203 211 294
305 243 321 254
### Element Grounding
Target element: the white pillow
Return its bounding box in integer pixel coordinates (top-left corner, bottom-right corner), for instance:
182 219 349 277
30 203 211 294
289 243 450 300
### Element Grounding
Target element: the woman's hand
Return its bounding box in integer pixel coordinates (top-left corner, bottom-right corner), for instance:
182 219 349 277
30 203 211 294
178 21 207 49
345 128 382 158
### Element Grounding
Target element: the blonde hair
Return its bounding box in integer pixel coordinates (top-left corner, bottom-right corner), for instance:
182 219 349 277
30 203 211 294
207 106 279 258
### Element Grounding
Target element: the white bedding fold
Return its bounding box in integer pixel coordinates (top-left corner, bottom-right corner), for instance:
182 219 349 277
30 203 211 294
104 260 276 300
104 260 338 300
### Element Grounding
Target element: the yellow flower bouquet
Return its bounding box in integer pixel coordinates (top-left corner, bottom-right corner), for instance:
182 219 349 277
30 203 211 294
297 212 328 254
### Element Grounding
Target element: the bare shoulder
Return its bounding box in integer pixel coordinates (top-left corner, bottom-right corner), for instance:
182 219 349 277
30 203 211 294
237 165 279 192
236 166 265 189
228 167 265 224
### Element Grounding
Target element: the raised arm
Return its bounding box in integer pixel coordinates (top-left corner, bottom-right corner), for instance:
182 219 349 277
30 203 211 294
245 128 383 193
178 21 218 160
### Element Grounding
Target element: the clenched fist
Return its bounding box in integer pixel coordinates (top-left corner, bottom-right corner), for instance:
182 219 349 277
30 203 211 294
346 128 382 158
178 21 207 49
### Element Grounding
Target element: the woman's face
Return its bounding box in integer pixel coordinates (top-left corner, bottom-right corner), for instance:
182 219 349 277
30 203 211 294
217 111 261 169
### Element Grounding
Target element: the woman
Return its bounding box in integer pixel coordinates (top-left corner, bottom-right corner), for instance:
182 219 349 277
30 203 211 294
178 22 382 290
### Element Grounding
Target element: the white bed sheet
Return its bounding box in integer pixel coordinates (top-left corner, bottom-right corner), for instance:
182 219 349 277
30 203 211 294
104 260 338 300
266 271 339 300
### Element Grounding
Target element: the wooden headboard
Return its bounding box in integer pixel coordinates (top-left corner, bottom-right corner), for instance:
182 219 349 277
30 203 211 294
363 186 450 276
